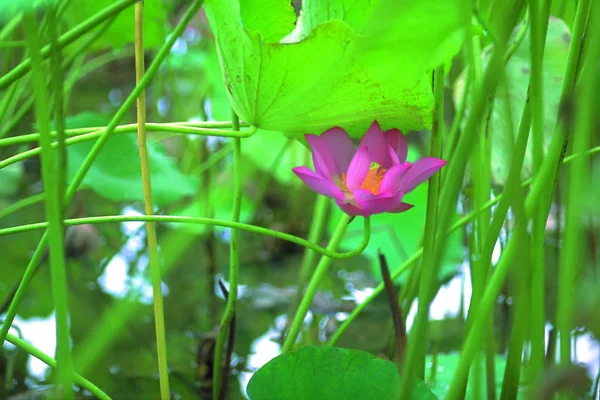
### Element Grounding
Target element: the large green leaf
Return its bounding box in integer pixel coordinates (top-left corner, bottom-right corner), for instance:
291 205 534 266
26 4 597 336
63 112 198 206
62 1 168 50
204 0 466 138
328 146 463 284
247 346 437 400
242 130 307 185
455 18 571 186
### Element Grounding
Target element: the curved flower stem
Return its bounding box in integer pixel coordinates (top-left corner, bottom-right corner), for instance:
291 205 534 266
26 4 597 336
212 113 242 400
282 214 355 353
0 124 257 169
134 3 170 398
5 334 111 400
0 215 371 260
23 9 73 398
0 0 204 348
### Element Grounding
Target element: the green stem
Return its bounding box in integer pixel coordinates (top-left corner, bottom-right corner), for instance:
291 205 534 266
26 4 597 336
0 121 242 147
0 0 137 91
282 214 354 353
557 0 598 369
528 0 552 382
134 3 170 398
213 113 242 400
0 215 370 260
446 0 591 393
297 195 330 288
328 141 600 345
5 334 111 400
0 124 256 170
23 10 73 399
0 0 205 348
0 193 46 221
401 66 445 390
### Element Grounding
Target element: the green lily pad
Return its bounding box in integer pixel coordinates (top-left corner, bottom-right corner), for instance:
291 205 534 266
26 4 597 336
247 346 437 400
455 18 571 186
63 112 198 206
204 0 466 138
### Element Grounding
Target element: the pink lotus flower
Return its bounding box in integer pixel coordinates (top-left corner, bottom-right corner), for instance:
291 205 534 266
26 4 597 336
292 122 446 217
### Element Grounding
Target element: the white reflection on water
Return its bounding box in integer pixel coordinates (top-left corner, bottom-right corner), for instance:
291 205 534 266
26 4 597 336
97 206 168 304
2 313 57 380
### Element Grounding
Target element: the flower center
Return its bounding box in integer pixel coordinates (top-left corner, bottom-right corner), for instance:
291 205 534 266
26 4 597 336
360 162 386 195
340 161 386 197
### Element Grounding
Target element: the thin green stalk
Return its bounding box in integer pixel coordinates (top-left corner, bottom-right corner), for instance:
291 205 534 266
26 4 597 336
0 125 256 170
328 142 600 345
396 0 527 389
445 0 591 392
557 0 599 370
499 222 529 400
48 4 67 204
0 0 205 347
444 72 471 162
284 195 330 340
0 121 240 147
0 83 18 124
528 0 553 382
297 195 330 288
0 95 34 139
0 193 46 221
403 66 445 386
213 113 242 400
64 48 134 101
23 10 73 399
282 214 354 353
5 334 110 400
134 3 170 398
0 0 137 91
0 13 22 41
0 215 371 260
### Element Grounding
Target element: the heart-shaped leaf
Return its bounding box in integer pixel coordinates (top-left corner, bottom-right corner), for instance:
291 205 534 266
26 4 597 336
205 0 466 138
63 112 198 206
247 346 437 400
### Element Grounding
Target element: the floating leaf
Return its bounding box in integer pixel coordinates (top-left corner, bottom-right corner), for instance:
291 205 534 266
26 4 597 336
205 0 466 138
247 346 437 400
63 112 198 206
455 18 571 186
